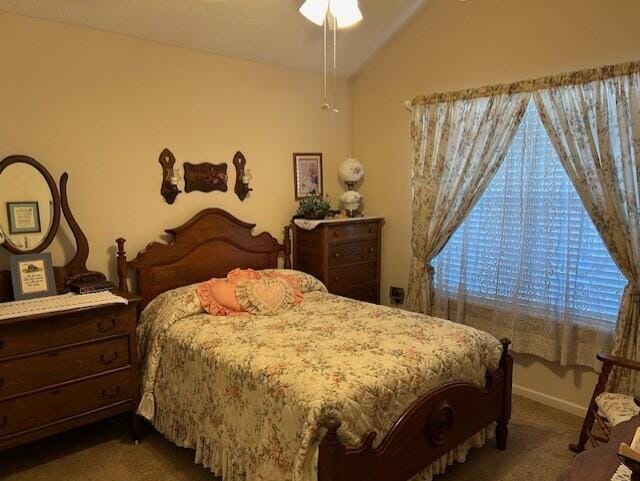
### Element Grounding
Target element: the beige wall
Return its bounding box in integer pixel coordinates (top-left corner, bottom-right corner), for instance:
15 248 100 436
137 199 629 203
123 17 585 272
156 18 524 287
351 0 640 410
0 12 351 278
3 1 639 412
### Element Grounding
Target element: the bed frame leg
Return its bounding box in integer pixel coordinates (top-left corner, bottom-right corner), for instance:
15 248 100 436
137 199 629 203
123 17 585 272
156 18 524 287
496 338 513 451
318 416 346 481
496 420 509 450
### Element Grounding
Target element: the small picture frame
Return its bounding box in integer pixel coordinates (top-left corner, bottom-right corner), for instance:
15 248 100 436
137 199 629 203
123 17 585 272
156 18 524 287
10 253 57 301
7 201 41 235
293 153 323 199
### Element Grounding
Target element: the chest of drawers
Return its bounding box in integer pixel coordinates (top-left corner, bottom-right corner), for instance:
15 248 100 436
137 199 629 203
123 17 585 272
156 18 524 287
0 293 141 451
292 217 384 303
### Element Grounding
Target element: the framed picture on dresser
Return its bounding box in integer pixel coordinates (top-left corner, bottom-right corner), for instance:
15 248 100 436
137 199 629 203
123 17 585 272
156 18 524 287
293 152 323 199
9 252 57 300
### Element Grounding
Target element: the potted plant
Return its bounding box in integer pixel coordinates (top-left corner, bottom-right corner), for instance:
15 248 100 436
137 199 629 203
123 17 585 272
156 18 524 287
296 193 331 220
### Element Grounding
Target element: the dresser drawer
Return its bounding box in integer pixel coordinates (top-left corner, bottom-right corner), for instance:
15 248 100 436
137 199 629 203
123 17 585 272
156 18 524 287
0 336 130 399
0 368 131 438
349 282 379 304
327 222 379 243
328 262 377 292
328 240 377 267
0 306 133 360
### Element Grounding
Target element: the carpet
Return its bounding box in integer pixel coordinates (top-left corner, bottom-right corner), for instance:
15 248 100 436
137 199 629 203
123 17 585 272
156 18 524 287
0 396 580 481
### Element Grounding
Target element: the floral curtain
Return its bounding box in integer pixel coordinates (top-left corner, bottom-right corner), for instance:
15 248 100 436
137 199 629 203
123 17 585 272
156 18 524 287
534 72 640 392
431 100 624 370
406 92 530 314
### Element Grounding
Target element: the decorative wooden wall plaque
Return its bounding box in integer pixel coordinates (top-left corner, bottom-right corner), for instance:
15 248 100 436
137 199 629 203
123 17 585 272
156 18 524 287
184 162 228 193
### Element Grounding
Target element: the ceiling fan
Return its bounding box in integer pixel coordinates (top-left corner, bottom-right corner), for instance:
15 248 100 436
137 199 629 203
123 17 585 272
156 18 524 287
299 0 363 28
299 0 363 113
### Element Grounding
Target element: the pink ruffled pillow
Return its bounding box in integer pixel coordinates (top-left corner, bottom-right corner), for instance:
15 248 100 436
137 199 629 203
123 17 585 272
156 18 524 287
196 268 304 316
227 268 262 282
197 279 245 316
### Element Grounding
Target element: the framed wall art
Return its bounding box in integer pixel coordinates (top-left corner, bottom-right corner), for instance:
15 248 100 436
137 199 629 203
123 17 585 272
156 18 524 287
10 252 57 300
7 201 41 235
293 153 323 199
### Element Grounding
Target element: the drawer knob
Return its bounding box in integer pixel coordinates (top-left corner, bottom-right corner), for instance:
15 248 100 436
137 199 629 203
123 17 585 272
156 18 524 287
99 352 119 365
333 252 340 258
0 416 7 430
368 291 375 297
101 386 121 400
333 231 339 237
97 319 117 332
369 227 374 233
369 247 375 253
368 269 374 275
334 276 340 282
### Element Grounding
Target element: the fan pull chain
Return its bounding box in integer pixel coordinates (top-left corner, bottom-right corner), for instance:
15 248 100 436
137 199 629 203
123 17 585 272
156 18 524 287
321 19 329 111
332 14 339 114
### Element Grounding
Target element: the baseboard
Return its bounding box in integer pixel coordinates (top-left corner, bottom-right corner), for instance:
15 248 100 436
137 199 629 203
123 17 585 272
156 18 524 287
513 384 587 417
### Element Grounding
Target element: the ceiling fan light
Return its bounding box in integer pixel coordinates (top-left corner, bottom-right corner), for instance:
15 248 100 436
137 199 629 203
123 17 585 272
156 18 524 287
329 0 363 28
299 0 330 26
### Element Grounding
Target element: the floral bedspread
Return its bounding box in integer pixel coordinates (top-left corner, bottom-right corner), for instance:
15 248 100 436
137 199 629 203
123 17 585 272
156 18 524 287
137 270 503 481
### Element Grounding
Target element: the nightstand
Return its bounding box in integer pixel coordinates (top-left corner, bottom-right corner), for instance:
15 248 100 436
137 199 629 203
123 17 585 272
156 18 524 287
0 292 141 451
292 217 384 303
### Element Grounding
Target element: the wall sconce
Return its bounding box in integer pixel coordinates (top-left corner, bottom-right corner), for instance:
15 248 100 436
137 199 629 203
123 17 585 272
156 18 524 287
159 148 182 204
233 151 253 201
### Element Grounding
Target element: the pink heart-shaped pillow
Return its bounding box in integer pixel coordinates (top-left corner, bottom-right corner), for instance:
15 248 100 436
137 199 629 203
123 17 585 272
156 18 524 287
252 281 287 310
235 278 295 315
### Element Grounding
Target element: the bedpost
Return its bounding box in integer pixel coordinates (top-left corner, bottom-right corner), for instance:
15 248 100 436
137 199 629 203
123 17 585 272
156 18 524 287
116 238 129 292
318 416 346 481
283 225 292 269
496 337 513 450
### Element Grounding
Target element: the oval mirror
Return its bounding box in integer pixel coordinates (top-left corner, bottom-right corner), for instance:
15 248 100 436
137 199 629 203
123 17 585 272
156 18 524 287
0 156 61 254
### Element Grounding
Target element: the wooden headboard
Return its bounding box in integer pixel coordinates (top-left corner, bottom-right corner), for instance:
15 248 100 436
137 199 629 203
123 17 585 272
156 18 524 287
116 208 291 308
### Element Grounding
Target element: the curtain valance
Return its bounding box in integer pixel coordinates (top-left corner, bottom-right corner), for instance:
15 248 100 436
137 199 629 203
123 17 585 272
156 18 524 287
410 60 640 106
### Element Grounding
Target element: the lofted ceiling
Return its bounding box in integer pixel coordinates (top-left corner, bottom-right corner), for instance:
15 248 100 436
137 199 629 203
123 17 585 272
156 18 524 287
0 0 427 77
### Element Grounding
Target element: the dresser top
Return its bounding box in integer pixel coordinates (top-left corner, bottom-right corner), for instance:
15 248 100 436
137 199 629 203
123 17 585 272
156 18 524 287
293 216 384 231
0 290 141 325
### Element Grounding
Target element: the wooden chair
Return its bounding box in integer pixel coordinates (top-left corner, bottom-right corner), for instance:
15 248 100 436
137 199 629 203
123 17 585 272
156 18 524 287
570 352 640 453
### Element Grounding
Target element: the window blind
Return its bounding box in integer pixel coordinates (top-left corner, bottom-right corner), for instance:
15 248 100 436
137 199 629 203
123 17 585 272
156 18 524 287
434 100 626 326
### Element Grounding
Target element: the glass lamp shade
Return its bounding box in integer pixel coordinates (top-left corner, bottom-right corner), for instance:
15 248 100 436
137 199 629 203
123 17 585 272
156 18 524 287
299 0 330 26
339 190 363 217
338 157 364 185
329 0 363 28
300 0 362 28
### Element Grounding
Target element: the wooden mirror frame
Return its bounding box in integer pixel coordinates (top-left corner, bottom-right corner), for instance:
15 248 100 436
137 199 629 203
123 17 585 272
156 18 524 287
0 155 62 254
0 156 94 302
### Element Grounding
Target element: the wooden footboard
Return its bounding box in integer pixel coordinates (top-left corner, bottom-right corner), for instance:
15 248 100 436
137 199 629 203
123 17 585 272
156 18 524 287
318 338 513 481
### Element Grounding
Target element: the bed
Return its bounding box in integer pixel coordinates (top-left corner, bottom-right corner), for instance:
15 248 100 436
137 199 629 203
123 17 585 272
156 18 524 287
115 208 513 481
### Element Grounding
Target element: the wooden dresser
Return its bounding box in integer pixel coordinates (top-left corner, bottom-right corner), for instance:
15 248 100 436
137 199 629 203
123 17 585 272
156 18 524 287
292 217 384 303
0 293 141 451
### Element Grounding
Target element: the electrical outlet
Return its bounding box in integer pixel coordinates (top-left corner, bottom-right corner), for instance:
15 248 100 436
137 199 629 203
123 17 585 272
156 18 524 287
389 286 404 305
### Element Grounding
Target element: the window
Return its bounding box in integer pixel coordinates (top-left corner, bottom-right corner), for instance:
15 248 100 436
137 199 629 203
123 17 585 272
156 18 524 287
433 100 626 327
